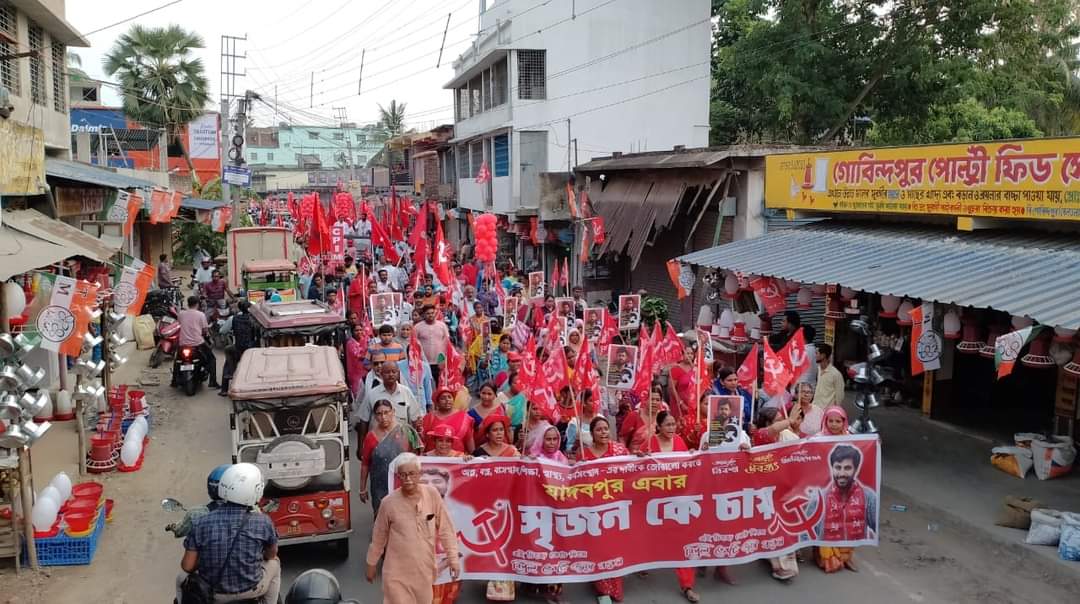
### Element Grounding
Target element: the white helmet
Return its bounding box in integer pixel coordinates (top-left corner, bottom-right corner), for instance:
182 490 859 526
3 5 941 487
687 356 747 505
217 463 265 507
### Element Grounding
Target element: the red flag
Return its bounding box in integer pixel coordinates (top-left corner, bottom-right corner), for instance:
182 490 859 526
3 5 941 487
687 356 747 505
762 339 793 396
475 160 492 184
778 327 811 382
737 343 759 390
590 217 606 244
571 337 596 393
307 198 332 256
369 216 400 264
561 257 570 289
579 228 591 263
442 339 465 392
650 322 665 362
520 336 539 387
529 217 539 245
408 201 429 249
567 183 579 218
542 343 571 396
433 219 453 287
632 334 655 404
408 327 425 386
550 261 561 296
544 310 563 351
598 309 618 355
579 190 593 217
662 322 685 365
750 276 787 316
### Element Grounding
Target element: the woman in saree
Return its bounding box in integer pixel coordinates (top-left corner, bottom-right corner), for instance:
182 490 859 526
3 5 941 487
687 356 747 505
667 345 696 421
752 407 800 581
645 411 699 602
580 416 631 602
472 414 519 601
517 423 568 603
359 399 421 517
422 388 475 454
814 406 860 573
712 366 753 431
469 382 507 445
619 385 665 454
561 389 600 461
519 401 554 453
344 322 369 399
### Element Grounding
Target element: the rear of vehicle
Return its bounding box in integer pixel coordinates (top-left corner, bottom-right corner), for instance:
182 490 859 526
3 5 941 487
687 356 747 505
249 300 349 348
228 346 351 553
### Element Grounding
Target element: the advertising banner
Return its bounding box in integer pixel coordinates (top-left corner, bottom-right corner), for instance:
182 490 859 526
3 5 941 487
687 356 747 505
188 114 220 160
419 435 880 583
765 138 1080 221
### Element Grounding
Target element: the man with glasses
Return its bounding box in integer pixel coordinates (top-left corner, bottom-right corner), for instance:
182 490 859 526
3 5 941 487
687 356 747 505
366 453 460 603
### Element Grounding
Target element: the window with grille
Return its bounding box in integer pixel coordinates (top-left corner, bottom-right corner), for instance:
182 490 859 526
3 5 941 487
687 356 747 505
491 59 507 107
308 131 319 139
267 152 274 161
456 143 469 178
492 134 509 177
0 38 16 95
457 88 469 121
52 43 65 112
482 70 492 111
332 132 343 140
355 154 366 164
470 141 483 177
28 22 46 105
469 74 482 116
517 50 546 100
250 152 258 160
0 3 15 40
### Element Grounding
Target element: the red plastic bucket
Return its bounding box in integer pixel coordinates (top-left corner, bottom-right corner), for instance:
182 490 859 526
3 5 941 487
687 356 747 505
89 435 114 463
63 511 95 533
65 498 98 515
128 390 145 415
71 482 104 503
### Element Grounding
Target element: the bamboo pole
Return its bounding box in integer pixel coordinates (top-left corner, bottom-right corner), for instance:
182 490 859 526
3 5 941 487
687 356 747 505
18 448 36 570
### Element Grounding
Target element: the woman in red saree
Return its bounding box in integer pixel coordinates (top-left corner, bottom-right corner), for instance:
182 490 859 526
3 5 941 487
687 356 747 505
667 346 696 421
580 416 630 602
646 411 700 602
422 388 475 453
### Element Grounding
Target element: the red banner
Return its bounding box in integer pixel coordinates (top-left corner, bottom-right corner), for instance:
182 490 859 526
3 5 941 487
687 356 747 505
418 435 880 583
750 276 787 316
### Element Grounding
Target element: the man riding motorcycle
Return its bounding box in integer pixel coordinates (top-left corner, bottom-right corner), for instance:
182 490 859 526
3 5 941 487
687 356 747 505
167 465 230 538
177 463 280 603
174 296 220 391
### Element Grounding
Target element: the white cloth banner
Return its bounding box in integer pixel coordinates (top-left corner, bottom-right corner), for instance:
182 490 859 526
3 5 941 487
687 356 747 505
187 114 219 160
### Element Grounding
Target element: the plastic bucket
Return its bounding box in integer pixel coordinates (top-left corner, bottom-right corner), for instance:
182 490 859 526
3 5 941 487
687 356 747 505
71 482 103 504
127 390 145 415
63 511 95 533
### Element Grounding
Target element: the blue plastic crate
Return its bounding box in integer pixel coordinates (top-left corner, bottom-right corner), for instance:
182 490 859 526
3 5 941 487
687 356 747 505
25 504 107 566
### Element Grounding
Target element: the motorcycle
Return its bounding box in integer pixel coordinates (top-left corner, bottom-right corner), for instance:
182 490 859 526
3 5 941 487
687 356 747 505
173 345 208 396
141 280 183 320
208 300 234 350
149 306 181 368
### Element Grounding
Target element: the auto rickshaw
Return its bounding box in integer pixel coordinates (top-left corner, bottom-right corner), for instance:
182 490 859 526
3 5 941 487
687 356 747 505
249 299 349 347
228 345 350 555
242 259 300 303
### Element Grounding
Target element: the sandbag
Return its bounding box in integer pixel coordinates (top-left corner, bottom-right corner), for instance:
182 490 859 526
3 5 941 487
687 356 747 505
995 495 1041 530
1059 512 1080 561
991 446 1033 479
133 315 156 350
1026 509 1064 545
1014 432 1041 448
1030 435 1076 481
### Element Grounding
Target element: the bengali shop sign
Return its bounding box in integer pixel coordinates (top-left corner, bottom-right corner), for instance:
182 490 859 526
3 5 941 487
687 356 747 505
419 435 880 583
765 138 1080 221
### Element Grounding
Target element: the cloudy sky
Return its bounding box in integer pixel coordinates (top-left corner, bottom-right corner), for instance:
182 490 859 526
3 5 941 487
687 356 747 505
66 0 482 129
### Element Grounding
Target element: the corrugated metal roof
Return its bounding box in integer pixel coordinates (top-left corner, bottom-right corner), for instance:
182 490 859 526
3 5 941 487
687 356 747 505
3 209 120 263
678 220 1080 330
181 197 227 210
577 145 821 172
45 158 157 190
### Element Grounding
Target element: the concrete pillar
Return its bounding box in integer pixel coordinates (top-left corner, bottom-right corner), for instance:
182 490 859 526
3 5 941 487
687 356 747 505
75 131 91 163
734 168 766 241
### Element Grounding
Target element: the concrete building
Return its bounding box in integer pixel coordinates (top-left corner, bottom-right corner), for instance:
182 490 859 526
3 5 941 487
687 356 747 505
1 0 88 194
246 123 385 193
444 0 711 266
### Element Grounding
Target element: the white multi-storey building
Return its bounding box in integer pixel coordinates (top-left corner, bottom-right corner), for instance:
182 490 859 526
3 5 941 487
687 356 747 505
445 0 711 228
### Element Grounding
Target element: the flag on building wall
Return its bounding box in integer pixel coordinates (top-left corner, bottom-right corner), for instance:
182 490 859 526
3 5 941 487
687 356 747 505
995 324 1044 379
910 302 942 376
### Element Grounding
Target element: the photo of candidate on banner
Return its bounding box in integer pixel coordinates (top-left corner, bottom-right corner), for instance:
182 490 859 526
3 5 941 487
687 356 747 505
528 271 545 300
618 294 641 331
504 296 520 329
706 395 745 450
605 344 638 389
370 292 403 326
584 308 604 342
696 329 714 365
556 297 575 318
418 435 880 583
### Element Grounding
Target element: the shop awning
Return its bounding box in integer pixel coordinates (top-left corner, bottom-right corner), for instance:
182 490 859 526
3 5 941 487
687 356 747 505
678 220 1080 330
181 197 227 211
0 224 71 280
45 158 157 190
3 209 120 264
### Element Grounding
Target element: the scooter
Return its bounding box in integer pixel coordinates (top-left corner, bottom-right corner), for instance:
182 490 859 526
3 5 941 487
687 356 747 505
209 300 234 350
172 345 208 396
149 306 181 368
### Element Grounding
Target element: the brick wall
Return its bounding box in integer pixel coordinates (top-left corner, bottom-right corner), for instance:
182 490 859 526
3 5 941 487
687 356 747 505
630 209 732 331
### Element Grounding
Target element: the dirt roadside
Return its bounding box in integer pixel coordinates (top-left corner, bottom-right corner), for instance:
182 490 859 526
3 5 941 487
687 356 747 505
0 345 234 604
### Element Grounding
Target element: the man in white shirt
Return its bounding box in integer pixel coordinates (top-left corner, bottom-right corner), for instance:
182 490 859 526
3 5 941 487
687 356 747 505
354 363 423 447
376 269 396 293
814 343 846 407
193 258 215 287
354 211 372 252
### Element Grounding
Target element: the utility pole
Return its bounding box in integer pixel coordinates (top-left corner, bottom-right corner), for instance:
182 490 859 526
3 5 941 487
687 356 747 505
310 72 314 108
220 34 246 227
334 106 355 182
219 98 231 219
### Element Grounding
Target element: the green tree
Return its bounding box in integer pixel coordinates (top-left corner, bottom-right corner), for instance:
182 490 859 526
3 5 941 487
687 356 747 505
709 0 1080 146
868 98 1043 145
102 24 210 184
366 100 408 168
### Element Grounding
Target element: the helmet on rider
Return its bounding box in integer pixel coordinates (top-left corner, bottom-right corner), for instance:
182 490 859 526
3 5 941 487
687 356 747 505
285 569 343 604
217 463 265 507
206 464 231 501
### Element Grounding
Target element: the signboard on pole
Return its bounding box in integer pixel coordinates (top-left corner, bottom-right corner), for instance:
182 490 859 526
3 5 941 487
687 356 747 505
223 165 252 187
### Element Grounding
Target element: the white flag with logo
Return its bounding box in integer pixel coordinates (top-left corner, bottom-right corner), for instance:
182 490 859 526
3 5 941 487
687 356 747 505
910 302 941 375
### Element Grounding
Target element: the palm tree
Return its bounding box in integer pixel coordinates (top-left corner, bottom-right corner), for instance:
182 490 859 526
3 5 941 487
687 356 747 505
103 24 210 184
367 100 407 168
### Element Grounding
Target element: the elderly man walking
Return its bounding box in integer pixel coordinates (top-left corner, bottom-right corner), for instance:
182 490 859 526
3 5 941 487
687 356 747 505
366 452 461 604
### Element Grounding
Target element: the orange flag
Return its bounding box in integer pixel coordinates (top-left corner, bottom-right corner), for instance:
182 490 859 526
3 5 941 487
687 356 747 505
667 259 691 299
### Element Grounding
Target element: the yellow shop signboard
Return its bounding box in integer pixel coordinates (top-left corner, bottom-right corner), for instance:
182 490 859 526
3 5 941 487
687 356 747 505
765 138 1080 221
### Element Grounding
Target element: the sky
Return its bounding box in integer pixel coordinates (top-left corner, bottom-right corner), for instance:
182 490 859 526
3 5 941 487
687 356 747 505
65 0 484 129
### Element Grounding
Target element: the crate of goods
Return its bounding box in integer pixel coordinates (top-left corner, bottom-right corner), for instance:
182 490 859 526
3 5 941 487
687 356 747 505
24 504 106 566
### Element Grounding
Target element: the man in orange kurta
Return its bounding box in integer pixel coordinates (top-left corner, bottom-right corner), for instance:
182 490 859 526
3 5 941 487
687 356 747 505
366 453 461 604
